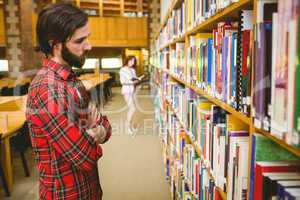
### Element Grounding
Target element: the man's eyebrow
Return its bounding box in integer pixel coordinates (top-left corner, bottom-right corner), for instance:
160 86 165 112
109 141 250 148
74 33 91 41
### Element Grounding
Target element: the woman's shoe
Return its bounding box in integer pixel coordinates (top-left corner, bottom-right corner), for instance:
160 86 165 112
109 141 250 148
128 127 134 135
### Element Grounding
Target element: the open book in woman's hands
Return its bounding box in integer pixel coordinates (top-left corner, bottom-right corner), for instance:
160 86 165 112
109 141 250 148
131 75 145 81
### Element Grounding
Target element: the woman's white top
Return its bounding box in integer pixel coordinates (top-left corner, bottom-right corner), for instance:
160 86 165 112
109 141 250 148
119 66 137 94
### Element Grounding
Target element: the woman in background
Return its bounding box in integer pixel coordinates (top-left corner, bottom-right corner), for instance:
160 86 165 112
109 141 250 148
119 56 140 135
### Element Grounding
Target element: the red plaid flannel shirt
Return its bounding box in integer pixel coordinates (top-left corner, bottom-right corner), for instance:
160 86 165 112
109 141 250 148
26 59 111 200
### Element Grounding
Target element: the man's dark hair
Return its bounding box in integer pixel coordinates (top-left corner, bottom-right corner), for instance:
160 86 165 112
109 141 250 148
36 3 88 56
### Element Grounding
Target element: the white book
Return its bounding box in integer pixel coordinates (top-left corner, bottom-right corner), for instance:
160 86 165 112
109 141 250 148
227 133 249 200
236 140 249 200
270 14 277 120
241 10 254 31
206 120 211 164
287 18 297 144
256 0 278 23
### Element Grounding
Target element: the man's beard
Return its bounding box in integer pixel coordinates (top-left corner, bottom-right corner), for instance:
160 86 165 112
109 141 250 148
62 44 86 68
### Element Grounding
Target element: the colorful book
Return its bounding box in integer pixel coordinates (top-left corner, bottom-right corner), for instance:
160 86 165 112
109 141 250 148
250 133 300 200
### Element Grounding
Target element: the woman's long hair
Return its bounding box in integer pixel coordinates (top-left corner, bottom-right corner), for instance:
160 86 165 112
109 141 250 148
123 56 137 68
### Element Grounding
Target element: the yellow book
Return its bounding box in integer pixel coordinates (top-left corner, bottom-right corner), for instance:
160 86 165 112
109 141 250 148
197 101 212 111
195 33 213 39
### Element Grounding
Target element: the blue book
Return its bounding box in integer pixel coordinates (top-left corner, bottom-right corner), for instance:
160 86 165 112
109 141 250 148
231 34 237 104
284 188 300 200
200 167 205 200
207 38 213 87
249 133 257 200
277 181 300 200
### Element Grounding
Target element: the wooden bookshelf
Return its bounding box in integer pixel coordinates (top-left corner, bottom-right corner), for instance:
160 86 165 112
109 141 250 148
152 0 300 199
46 0 149 16
158 66 300 157
167 98 228 200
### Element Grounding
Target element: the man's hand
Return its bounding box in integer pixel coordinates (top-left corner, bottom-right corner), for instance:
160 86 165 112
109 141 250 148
87 103 101 129
86 126 107 144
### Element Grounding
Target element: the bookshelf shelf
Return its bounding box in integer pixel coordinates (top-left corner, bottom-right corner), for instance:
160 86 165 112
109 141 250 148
166 71 251 125
172 0 183 9
81 0 98 3
124 8 137 12
255 128 300 157
103 7 121 11
159 36 186 51
184 178 197 199
187 0 253 34
124 2 136 6
168 136 181 159
103 1 120 5
216 187 227 200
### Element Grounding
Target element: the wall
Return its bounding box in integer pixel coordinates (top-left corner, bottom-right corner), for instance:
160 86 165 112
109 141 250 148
31 12 149 48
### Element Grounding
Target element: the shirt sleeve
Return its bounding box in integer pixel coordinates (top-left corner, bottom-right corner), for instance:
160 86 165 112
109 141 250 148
30 85 102 171
97 115 111 144
119 68 134 85
132 68 137 79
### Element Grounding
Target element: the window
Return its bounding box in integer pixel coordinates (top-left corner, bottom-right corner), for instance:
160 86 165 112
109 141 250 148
101 57 123 69
0 60 9 72
82 58 99 69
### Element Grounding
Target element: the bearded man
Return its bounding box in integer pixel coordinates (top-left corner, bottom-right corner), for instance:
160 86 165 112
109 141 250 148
25 3 111 200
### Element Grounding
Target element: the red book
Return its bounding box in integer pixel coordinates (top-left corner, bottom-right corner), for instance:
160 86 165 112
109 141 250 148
196 162 199 198
214 188 222 200
241 30 250 77
253 161 300 200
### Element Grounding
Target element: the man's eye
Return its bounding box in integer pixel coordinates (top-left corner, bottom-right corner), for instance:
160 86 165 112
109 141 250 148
75 39 84 44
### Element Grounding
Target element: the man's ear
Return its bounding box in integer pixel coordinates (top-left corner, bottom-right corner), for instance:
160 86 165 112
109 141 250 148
52 42 62 56
53 42 61 51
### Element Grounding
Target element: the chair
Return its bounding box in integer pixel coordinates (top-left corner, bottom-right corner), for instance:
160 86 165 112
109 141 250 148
10 121 31 177
0 134 10 197
14 84 22 96
103 80 111 102
1 87 13 96
89 86 100 107
97 83 106 107
20 82 30 95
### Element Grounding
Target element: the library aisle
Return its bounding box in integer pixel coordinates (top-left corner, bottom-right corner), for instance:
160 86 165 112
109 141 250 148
0 87 171 200
99 87 171 200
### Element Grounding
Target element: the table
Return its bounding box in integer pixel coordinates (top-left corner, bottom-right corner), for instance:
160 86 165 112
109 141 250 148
0 77 31 89
79 73 111 90
0 96 27 191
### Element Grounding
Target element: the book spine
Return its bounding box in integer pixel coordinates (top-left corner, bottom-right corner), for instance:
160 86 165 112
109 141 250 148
249 134 257 200
294 0 300 147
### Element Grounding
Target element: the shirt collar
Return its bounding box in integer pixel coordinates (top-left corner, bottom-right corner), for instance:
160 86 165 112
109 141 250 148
43 59 75 80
